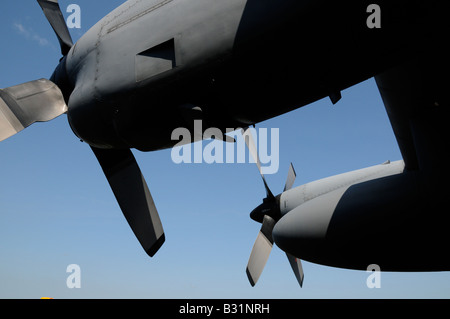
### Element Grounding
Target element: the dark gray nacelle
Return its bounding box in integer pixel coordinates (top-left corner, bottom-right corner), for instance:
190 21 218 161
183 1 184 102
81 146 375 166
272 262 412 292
273 160 450 271
59 0 423 150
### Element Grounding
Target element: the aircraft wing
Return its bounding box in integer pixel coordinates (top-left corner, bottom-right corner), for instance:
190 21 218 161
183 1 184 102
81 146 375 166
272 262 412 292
375 66 420 171
375 56 446 177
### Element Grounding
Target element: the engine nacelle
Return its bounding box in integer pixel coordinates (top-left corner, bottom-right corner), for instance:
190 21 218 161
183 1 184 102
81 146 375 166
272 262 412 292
273 162 450 271
67 90 127 149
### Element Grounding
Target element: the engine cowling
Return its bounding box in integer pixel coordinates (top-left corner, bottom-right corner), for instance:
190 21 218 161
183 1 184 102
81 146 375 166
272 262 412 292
273 163 450 271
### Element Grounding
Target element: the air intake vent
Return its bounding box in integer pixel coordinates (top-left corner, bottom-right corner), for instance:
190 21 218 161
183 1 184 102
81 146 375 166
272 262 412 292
135 38 176 82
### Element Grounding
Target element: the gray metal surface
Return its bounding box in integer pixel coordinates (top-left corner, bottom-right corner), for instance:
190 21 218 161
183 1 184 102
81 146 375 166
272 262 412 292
246 215 275 287
0 0 449 284
92 147 165 257
37 0 73 55
0 79 67 142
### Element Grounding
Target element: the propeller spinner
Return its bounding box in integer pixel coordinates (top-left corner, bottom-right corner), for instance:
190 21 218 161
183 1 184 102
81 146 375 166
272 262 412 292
242 128 304 287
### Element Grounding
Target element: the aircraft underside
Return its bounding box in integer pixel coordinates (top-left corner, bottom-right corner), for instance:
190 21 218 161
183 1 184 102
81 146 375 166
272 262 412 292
274 52 450 272
1 0 449 288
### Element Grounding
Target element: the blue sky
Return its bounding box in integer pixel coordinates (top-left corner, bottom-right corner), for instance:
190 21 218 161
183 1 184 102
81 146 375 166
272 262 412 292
1 1 449 299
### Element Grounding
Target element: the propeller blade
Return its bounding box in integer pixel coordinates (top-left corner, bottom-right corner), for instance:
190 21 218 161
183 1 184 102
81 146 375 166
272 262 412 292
286 253 304 287
246 215 276 286
91 147 165 257
37 0 73 55
241 127 274 199
0 79 67 142
283 163 297 192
